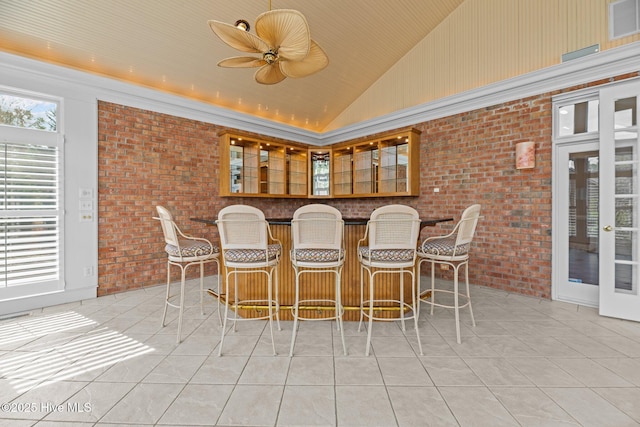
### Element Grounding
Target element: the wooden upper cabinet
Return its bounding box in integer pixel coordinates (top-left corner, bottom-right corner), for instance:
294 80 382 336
331 128 420 197
219 132 308 198
219 128 420 198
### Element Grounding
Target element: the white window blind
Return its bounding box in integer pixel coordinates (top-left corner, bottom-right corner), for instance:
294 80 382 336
0 143 60 288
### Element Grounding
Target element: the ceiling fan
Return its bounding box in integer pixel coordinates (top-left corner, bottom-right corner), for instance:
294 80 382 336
208 5 328 85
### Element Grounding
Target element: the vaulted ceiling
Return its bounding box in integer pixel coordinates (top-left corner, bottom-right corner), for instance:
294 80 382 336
0 0 464 131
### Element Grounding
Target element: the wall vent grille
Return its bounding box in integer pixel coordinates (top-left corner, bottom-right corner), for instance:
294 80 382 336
610 0 640 39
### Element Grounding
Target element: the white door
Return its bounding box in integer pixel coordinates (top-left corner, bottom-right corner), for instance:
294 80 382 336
555 142 600 306
599 81 640 322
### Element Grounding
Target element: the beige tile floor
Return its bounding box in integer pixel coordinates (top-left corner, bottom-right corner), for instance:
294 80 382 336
1 278 640 426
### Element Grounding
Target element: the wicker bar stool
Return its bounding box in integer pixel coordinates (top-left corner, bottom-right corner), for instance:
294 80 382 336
417 204 481 344
358 204 423 356
216 205 282 356
289 204 347 356
154 205 220 344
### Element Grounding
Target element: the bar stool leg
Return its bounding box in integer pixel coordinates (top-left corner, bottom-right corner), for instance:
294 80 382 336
453 263 461 344
218 270 231 357
216 260 223 327
465 262 476 327
358 264 365 332
232 271 239 332
199 261 205 316
177 266 187 344
267 269 276 356
411 267 423 356
274 266 281 331
336 268 347 356
399 270 406 332
430 260 436 316
365 269 375 357
335 269 341 332
289 269 301 357
161 261 171 327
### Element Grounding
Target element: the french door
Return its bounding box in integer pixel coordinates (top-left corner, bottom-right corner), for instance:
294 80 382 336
599 81 640 321
555 142 600 306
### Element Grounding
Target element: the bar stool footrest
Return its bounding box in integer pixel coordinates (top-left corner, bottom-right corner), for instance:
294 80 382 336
419 289 471 309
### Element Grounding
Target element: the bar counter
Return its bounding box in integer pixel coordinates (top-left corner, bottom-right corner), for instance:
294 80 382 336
193 217 452 321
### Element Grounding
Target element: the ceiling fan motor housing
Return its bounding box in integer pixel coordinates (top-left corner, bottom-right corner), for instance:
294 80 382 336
263 50 278 64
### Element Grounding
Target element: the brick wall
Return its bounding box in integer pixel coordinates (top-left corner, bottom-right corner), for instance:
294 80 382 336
412 96 553 297
97 73 633 298
98 102 224 295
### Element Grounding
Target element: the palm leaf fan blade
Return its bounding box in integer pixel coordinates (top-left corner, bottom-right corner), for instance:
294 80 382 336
254 64 287 85
255 9 310 61
280 40 329 78
218 57 265 68
208 20 269 53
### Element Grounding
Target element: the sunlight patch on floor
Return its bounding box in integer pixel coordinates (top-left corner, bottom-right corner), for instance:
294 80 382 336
0 311 155 393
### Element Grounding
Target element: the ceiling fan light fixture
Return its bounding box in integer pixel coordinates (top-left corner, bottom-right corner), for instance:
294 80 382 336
209 9 329 85
263 50 277 64
234 19 250 31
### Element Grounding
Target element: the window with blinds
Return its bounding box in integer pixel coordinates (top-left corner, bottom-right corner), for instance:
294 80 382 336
0 92 61 295
0 144 60 287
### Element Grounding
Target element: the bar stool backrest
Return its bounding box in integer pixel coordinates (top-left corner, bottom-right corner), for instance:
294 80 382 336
217 205 268 251
156 205 180 248
455 204 481 248
292 204 343 251
368 204 420 251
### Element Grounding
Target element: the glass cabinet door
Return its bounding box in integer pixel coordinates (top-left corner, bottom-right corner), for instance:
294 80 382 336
229 144 243 194
354 144 378 194
333 148 353 196
380 135 410 194
288 149 307 196
243 144 259 193
310 150 330 196
396 141 409 192
228 138 259 194
379 142 397 193
266 146 285 195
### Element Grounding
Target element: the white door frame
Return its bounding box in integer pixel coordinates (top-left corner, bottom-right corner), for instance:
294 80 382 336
599 79 640 322
552 86 601 306
553 140 600 306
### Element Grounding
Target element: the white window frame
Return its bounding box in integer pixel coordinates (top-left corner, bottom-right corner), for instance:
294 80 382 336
0 89 64 301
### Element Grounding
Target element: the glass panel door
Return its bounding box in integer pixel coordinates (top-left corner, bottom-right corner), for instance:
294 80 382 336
555 143 600 306
599 82 640 321
569 150 600 286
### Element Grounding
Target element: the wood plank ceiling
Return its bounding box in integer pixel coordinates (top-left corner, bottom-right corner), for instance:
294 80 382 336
0 0 464 131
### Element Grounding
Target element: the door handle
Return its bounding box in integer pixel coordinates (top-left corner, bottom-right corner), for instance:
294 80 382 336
603 225 613 232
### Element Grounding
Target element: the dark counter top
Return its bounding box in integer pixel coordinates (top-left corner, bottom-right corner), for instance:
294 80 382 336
191 217 453 227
